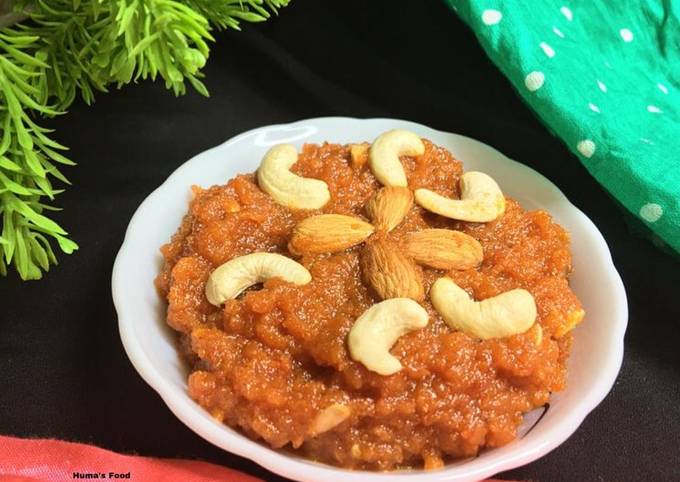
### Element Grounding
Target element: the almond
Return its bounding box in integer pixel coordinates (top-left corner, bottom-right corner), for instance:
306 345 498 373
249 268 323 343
361 238 424 301
289 214 374 255
365 186 413 232
350 143 370 168
404 229 483 270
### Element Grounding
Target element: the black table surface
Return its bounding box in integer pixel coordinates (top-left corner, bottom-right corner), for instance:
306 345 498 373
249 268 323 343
1 2 679 481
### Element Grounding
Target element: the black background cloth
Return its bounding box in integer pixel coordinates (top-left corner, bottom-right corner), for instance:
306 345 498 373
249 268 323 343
1 2 679 481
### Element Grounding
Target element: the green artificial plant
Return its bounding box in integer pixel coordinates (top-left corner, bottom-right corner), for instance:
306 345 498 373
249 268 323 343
0 0 289 280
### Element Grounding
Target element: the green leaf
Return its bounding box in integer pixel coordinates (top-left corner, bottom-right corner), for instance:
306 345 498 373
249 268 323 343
24 120 70 152
14 230 29 279
187 74 209 97
10 83 61 116
34 232 58 264
229 11 267 22
0 171 33 195
117 4 138 36
14 119 34 151
0 59 43 94
0 33 41 46
129 32 161 57
2 209 15 263
42 159 71 184
0 156 22 172
26 200 62 212
32 175 55 199
24 148 47 178
55 233 78 254
0 116 13 156
29 234 50 270
13 228 42 280
2 44 50 68
14 199 68 235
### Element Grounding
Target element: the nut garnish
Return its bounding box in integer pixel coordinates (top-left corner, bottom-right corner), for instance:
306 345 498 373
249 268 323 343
348 298 429 375
529 324 543 346
274 131 546 375
308 403 352 437
205 252 311 306
289 214 374 255
404 229 483 270
369 129 425 187
365 186 414 232
554 308 585 338
288 207 428 302
430 277 536 339
361 238 424 301
257 144 331 209
350 143 370 168
415 171 505 222
287 138 487 303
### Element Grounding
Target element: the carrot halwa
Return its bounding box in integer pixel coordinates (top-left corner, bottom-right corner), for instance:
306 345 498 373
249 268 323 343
155 139 583 470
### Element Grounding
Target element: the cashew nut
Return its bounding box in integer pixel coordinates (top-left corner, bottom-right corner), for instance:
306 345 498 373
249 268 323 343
430 277 536 340
348 298 429 375
205 252 311 306
349 143 369 168
257 144 331 209
529 324 543 346
415 171 506 222
308 403 351 437
554 308 585 338
369 129 425 187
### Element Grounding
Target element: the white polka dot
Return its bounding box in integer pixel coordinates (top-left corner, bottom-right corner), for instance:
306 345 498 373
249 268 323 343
560 6 573 21
552 26 565 38
525 71 545 92
640 137 654 145
482 9 503 25
588 103 600 113
647 105 662 113
540 42 555 58
639 203 663 222
597 80 607 93
604 61 612 69
619 28 634 42
657 83 668 94
577 140 596 158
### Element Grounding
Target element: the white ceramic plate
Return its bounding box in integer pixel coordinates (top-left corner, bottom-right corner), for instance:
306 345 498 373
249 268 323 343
112 117 628 482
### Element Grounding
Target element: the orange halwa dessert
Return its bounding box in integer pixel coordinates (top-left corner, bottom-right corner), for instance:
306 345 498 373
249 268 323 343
155 131 584 471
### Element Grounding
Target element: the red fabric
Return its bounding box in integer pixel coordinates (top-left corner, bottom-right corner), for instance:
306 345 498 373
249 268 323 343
0 436 260 482
0 435 514 481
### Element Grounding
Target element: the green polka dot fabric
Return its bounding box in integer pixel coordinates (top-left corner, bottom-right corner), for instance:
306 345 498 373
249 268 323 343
446 1 680 253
